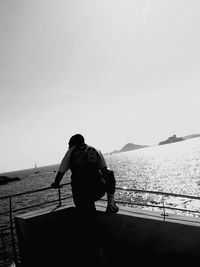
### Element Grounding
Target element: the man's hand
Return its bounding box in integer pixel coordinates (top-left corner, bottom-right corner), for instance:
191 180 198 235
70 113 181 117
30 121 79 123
51 171 64 189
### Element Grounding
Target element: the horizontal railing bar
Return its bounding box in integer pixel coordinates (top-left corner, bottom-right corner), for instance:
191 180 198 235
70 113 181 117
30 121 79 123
117 200 166 209
0 195 73 216
116 186 200 200
0 182 71 200
1 184 199 203
1 196 199 221
163 206 200 214
60 196 74 202
8 200 61 214
116 200 200 214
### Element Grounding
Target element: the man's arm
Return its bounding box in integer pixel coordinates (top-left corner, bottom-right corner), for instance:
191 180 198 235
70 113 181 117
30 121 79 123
97 150 107 169
51 147 74 189
51 171 64 188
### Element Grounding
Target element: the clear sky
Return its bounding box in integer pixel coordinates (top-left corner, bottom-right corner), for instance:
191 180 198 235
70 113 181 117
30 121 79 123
1 0 200 172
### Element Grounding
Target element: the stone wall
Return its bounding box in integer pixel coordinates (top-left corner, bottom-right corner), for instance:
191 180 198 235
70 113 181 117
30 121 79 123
15 204 200 266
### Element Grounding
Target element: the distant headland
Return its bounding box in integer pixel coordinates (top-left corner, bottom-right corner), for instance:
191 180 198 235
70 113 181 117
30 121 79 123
108 133 200 154
109 143 149 154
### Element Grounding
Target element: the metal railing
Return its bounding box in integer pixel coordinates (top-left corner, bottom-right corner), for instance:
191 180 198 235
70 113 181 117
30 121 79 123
1 184 200 266
115 187 200 217
0 182 72 267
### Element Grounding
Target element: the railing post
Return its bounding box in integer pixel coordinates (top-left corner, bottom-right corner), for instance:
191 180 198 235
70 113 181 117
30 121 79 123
9 197 18 266
58 186 62 206
1 230 7 262
161 195 168 221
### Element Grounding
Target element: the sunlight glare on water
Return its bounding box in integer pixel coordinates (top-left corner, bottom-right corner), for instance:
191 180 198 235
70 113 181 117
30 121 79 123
106 138 200 196
105 138 200 214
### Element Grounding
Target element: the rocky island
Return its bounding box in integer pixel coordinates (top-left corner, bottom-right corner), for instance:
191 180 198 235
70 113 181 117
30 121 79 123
0 176 21 185
159 134 184 145
159 133 200 145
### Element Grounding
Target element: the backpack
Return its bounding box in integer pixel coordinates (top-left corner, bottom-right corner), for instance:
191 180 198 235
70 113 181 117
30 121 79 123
69 145 106 200
69 145 101 175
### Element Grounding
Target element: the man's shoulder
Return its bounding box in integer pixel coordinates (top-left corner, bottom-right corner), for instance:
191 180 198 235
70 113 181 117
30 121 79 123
86 145 102 154
72 144 103 158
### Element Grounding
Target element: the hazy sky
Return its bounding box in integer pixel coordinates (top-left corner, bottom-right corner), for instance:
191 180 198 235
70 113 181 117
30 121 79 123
1 0 200 172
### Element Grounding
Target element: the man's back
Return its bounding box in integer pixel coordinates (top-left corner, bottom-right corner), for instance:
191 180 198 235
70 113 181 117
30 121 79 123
70 144 101 178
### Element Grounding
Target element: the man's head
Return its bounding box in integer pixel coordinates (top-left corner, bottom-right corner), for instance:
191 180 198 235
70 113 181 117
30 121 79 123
68 134 85 148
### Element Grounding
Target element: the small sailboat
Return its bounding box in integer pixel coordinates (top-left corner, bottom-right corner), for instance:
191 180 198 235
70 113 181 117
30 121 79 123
34 163 40 174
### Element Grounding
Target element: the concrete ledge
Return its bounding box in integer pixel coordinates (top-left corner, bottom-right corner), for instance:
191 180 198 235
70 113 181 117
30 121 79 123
15 204 200 266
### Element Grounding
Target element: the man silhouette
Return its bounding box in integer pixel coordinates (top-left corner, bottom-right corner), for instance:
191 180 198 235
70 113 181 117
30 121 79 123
51 134 119 213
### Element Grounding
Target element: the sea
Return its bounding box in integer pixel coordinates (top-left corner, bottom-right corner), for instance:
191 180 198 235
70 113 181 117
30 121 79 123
1 136 200 226
2 137 200 264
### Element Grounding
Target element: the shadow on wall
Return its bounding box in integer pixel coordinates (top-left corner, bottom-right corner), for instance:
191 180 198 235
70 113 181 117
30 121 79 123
15 206 200 266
